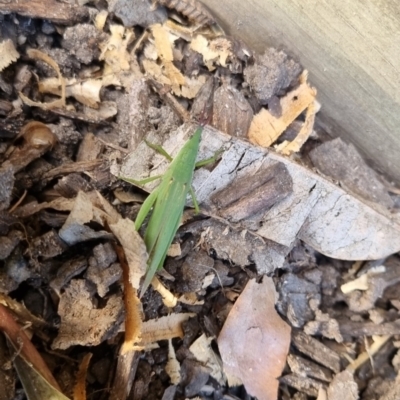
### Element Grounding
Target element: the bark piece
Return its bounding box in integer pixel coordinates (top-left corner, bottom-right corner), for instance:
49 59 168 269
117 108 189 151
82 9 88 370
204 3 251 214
107 0 167 27
31 229 68 259
212 84 253 138
243 48 302 104
0 230 23 260
338 318 400 339
309 137 394 208
191 76 216 124
326 370 358 400
0 0 88 24
291 330 341 373
181 359 210 398
277 272 320 328
115 78 150 150
0 165 14 211
50 257 88 294
182 218 289 274
86 243 122 297
62 24 102 65
345 257 400 312
76 132 103 162
280 373 325 397
54 173 93 198
287 354 333 383
157 0 218 26
211 161 293 222
176 249 214 292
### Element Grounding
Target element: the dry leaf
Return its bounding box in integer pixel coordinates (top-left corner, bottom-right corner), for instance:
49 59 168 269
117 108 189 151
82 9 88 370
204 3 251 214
248 80 316 147
218 278 291 400
276 100 317 155
109 218 147 290
59 191 112 245
122 115 400 262
209 37 233 67
12 197 75 218
113 189 145 204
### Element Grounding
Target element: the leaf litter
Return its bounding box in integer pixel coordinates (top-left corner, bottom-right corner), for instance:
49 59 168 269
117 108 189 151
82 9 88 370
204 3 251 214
0 0 400 399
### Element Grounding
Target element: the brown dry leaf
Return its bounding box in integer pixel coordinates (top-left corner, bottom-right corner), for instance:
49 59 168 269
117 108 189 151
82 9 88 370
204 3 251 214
0 39 19 72
94 190 122 224
59 191 112 245
248 80 316 147
113 189 145 204
0 293 48 330
165 61 186 91
218 278 291 400
109 218 147 291
12 197 75 218
140 313 196 345
20 49 66 110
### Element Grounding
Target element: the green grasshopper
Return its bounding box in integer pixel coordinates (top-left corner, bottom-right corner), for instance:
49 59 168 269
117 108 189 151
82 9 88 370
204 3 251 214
121 126 210 297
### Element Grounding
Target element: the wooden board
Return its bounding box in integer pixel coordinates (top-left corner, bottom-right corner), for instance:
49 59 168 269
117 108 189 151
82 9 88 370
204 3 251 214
202 0 400 183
